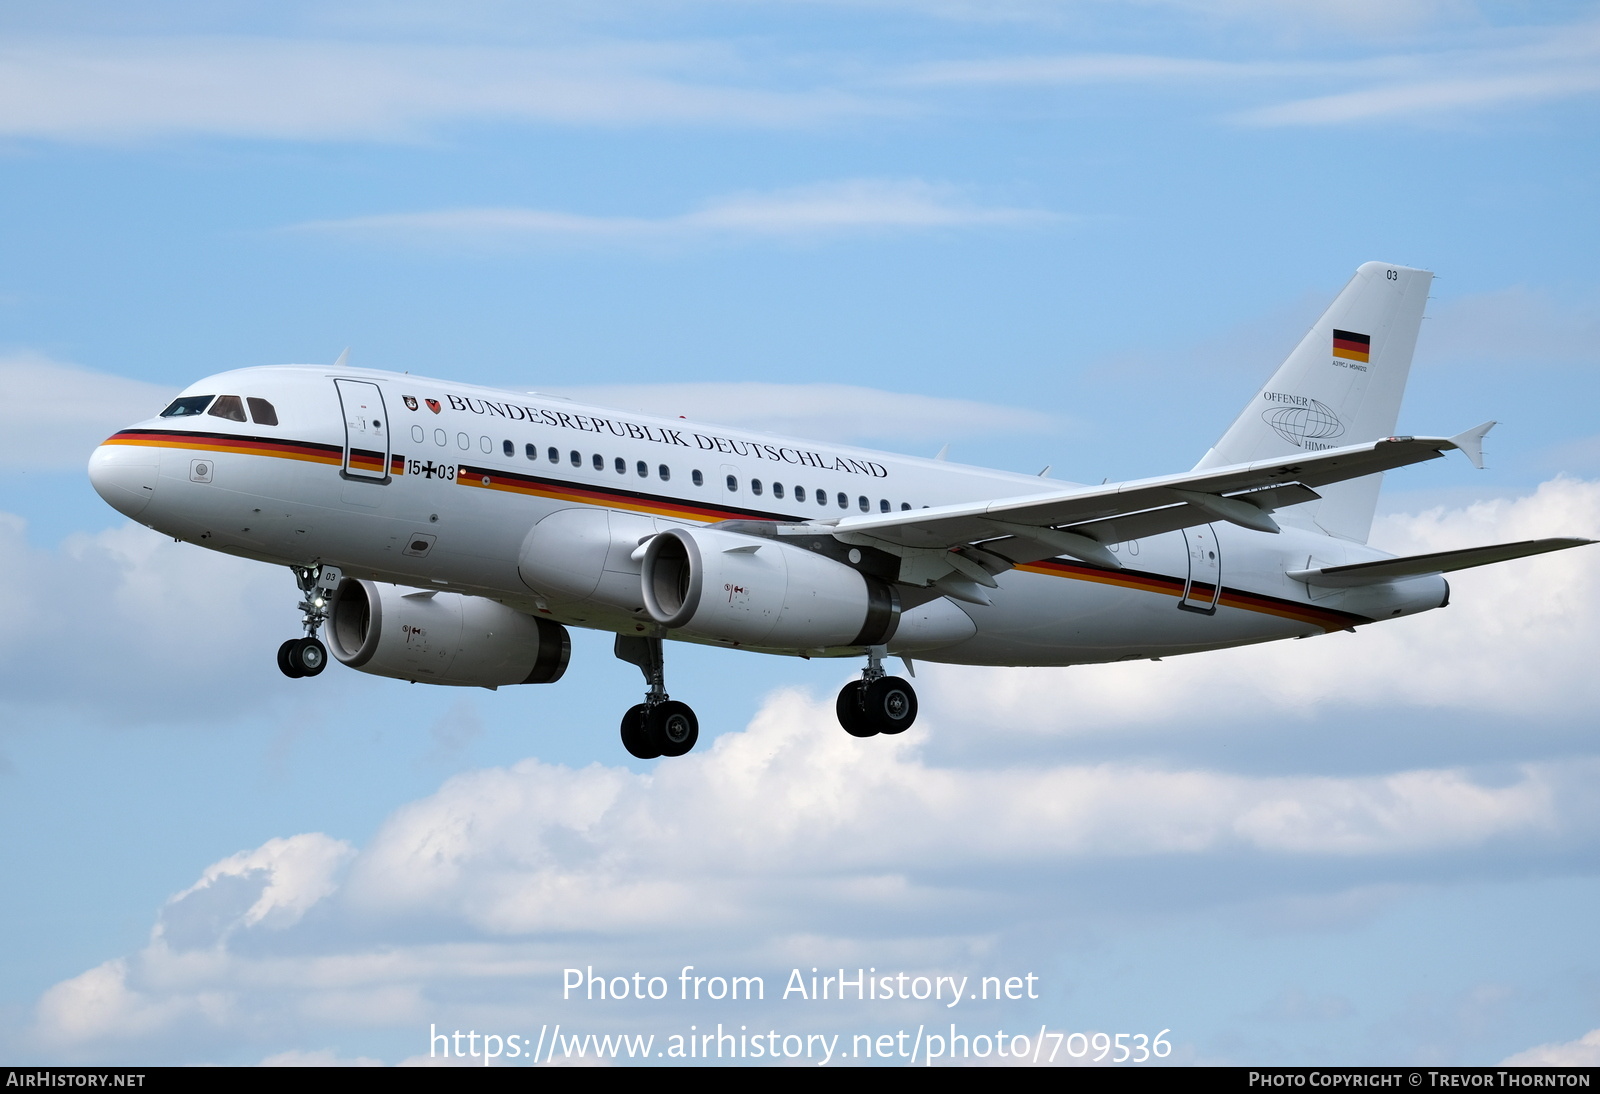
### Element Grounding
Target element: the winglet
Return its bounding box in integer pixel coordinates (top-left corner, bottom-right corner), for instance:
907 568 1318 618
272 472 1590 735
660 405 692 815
334 347 351 369
1449 420 1496 469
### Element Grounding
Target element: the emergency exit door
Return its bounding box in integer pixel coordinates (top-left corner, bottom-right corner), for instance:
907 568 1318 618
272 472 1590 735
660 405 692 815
1179 524 1221 613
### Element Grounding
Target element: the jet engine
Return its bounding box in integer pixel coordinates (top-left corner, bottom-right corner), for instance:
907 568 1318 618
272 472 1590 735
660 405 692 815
326 579 570 688
639 526 899 648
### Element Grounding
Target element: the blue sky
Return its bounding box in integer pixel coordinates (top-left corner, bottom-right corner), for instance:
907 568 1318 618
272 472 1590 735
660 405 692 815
2 0 1599 1067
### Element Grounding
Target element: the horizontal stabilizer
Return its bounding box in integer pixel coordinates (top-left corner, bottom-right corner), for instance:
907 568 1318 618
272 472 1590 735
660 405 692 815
1288 538 1594 587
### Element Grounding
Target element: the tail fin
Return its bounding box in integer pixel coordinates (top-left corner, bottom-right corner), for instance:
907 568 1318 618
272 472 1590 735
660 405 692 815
1194 261 1433 543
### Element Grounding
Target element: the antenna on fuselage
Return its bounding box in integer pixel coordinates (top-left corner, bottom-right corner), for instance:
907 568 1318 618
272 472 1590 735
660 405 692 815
334 347 351 368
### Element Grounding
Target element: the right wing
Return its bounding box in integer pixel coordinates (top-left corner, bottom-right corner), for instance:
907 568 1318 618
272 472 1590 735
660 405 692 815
772 424 1500 603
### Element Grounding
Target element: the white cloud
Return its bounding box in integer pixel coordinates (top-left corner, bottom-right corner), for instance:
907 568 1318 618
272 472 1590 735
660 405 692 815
0 354 174 470
28 676 1600 1057
291 180 1059 246
543 380 1056 444
901 20 1600 127
1235 69 1600 126
158 834 355 945
3 16 1594 148
0 510 301 720
0 36 870 143
260 1048 384 1066
1502 1027 1600 1066
1234 22 1600 125
929 476 1600 733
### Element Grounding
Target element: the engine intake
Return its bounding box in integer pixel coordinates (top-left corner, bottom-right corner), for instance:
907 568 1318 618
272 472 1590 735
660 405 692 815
327 579 570 688
640 526 898 649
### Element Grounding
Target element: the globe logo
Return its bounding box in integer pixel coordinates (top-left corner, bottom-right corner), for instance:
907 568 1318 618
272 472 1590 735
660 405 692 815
1262 398 1345 446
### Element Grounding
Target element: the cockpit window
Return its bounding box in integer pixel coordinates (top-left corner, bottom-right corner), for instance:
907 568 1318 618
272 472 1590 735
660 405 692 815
207 395 247 422
246 398 278 426
160 396 214 418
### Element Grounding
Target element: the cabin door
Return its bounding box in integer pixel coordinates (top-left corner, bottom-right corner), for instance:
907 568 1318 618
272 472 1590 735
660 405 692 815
335 379 391 481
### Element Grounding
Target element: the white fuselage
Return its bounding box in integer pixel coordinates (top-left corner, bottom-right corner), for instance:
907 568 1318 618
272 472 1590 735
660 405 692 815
88 365 1448 668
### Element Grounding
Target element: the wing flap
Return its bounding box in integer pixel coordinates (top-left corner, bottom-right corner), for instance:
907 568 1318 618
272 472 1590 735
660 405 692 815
1288 538 1594 588
976 484 1324 567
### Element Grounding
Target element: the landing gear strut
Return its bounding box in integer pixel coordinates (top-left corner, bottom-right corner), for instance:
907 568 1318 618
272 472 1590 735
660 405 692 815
278 563 341 679
614 633 699 759
836 645 917 738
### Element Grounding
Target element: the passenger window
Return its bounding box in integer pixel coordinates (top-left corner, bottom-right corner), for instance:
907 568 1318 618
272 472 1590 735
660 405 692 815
525 443 536 460
548 447 559 463
726 475 738 492
636 460 648 478
246 398 278 426
207 395 247 422
773 483 785 499
858 496 869 512
795 485 806 502
751 479 763 496
879 499 890 512
819 490 829 507
503 439 514 457
658 464 670 482
837 492 848 509
160 395 214 418
570 450 581 467
592 453 604 471
614 457 626 474
692 469 704 486
900 502 911 511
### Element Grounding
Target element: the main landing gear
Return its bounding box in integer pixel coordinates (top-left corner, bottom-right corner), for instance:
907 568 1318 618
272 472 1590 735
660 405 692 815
614 634 699 760
836 645 918 738
278 563 342 679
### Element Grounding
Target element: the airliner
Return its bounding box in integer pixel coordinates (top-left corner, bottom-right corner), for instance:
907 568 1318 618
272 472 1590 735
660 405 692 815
88 263 1591 759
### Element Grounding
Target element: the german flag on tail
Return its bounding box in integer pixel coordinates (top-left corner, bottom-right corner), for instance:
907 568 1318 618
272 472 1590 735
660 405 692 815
1332 329 1371 362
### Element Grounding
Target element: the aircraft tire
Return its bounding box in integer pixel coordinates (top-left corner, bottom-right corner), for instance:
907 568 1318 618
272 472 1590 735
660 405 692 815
863 676 917 735
278 639 306 679
292 637 329 677
621 703 661 760
836 681 878 738
651 701 699 758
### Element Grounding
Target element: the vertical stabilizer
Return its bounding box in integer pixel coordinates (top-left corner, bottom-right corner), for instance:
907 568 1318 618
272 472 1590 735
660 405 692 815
1194 261 1432 543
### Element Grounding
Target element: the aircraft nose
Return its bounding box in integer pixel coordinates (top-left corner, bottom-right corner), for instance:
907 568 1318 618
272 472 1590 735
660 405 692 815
88 441 159 519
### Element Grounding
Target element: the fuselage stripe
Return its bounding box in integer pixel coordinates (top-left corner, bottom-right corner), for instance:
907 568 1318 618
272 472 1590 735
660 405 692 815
104 429 343 465
1017 558 1363 631
109 428 1365 634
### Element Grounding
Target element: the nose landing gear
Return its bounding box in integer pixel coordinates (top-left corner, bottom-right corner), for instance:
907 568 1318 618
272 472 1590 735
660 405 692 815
615 634 700 759
836 645 917 738
278 564 342 679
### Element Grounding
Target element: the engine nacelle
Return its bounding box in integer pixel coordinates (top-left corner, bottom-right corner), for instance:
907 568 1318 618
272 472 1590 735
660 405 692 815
640 526 899 649
518 506 659 611
326 579 570 688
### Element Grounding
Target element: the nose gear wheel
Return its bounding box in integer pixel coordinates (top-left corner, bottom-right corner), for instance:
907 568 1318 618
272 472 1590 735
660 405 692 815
277 564 341 679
